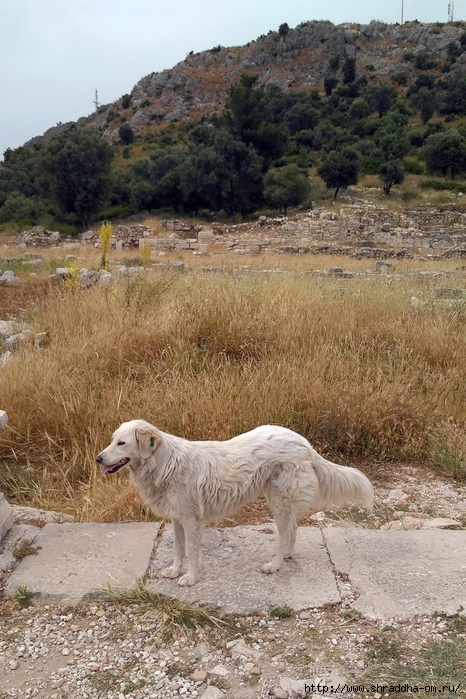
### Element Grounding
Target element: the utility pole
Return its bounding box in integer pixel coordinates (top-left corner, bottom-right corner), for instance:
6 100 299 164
93 89 100 113
401 0 404 25
448 0 455 22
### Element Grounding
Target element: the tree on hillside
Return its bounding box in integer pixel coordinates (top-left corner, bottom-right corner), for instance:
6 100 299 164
324 76 339 96
379 127 410 162
0 146 41 205
128 130 263 215
379 160 405 195
342 57 356 84
424 129 466 178
36 127 113 227
349 98 370 121
364 83 397 117
119 122 135 145
410 87 436 124
318 147 360 199
263 164 310 215
224 74 287 168
438 75 466 116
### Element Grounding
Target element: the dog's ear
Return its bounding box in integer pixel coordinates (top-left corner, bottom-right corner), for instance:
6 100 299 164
135 426 161 459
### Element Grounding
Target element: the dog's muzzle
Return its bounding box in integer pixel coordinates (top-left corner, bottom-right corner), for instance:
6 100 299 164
96 455 130 474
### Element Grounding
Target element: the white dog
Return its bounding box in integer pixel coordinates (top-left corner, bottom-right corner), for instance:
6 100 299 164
97 420 373 586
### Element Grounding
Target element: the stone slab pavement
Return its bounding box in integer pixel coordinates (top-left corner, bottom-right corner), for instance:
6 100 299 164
323 527 466 619
5 522 159 604
3 522 466 619
150 524 339 614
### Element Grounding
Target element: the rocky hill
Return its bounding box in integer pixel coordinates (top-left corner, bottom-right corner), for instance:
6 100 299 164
27 19 466 147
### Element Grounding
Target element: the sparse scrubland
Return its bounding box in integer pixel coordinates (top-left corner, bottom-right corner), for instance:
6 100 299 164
1 261 465 520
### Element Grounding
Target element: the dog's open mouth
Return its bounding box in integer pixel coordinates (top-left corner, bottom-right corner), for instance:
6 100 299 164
101 458 130 475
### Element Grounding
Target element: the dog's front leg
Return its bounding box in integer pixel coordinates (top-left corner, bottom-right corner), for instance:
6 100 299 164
178 520 203 586
161 519 186 579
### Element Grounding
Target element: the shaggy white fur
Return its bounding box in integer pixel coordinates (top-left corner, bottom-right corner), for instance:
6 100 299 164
97 420 373 586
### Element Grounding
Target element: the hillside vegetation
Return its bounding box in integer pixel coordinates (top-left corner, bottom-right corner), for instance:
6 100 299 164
3 20 466 230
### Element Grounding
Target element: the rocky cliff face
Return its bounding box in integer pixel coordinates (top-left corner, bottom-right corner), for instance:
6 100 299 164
29 20 466 145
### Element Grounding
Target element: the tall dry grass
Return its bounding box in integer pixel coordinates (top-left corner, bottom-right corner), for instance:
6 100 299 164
1 270 466 520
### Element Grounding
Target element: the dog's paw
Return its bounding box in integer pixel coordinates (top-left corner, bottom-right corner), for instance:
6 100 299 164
161 566 181 579
261 561 280 574
178 573 197 586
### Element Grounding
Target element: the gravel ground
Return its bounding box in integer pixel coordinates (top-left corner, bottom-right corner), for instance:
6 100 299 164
0 599 458 699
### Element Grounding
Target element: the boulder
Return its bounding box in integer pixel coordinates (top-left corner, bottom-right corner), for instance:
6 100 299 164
1 271 20 283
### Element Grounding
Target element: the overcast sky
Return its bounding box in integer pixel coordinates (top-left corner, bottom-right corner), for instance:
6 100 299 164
0 0 463 158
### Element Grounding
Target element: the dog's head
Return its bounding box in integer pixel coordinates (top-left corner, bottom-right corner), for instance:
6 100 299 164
96 420 161 475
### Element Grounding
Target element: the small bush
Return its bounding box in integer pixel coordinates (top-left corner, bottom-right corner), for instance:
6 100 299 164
121 94 131 109
15 586 33 607
392 71 408 85
420 179 466 193
13 539 42 559
400 189 420 202
415 53 438 70
96 203 135 220
328 55 340 72
270 606 294 618
119 123 135 145
403 159 425 175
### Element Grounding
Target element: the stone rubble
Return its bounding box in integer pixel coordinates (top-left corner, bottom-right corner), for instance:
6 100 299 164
73 205 466 260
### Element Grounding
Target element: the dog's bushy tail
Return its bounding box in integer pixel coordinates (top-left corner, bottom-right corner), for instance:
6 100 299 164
312 451 374 512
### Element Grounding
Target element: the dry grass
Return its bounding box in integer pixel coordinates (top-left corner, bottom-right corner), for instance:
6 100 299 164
101 575 227 640
1 265 466 520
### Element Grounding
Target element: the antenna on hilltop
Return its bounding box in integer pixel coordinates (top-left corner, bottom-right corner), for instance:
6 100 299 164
448 0 454 21
93 89 100 113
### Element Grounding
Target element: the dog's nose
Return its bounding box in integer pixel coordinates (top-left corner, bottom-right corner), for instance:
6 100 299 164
96 454 103 463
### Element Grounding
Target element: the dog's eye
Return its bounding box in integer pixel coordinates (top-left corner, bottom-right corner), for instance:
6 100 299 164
117 441 126 446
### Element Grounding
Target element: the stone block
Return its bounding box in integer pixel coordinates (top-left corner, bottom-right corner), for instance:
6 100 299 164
6 522 159 603
0 493 13 543
0 410 8 430
151 525 339 614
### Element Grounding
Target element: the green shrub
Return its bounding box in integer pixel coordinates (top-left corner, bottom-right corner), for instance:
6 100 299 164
96 203 135 220
121 94 131 109
360 154 383 175
403 159 425 175
415 53 438 70
420 179 466 193
391 71 408 85
119 123 135 145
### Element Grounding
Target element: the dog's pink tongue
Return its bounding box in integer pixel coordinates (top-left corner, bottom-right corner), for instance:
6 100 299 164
101 464 116 474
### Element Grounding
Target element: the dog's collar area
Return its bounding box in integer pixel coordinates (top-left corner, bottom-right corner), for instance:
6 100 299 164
101 457 130 475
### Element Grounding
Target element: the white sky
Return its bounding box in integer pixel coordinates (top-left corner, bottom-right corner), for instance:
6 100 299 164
0 0 463 158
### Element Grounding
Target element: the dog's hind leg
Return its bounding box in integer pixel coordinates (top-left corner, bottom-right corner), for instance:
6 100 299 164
161 519 186 579
285 520 297 559
262 494 297 574
178 519 204 587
